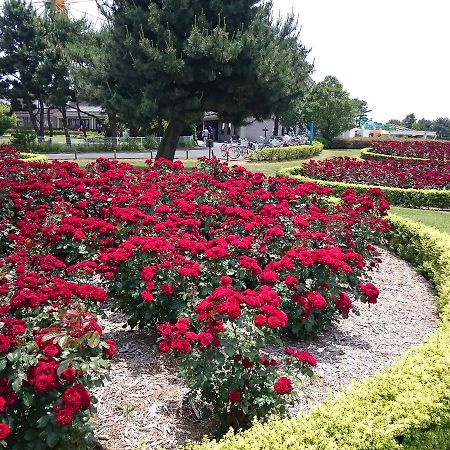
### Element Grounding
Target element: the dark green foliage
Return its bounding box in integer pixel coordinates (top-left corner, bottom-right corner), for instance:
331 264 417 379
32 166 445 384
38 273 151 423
108 0 312 159
10 127 37 150
0 0 46 134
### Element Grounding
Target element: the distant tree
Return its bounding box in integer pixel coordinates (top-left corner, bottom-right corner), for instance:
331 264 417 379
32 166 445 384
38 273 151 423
0 102 17 135
303 75 356 146
0 0 47 137
108 0 312 159
41 13 87 145
352 98 371 127
71 28 121 138
431 117 450 138
387 119 402 126
402 113 416 129
416 118 433 131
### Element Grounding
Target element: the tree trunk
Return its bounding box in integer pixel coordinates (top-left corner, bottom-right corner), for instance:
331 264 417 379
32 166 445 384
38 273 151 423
273 116 280 137
25 97 39 134
60 107 72 146
156 120 183 160
108 111 118 143
155 119 164 137
76 99 87 138
47 107 54 143
38 99 45 141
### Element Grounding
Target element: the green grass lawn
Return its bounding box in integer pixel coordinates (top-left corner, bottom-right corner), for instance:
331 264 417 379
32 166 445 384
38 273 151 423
391 207 450 235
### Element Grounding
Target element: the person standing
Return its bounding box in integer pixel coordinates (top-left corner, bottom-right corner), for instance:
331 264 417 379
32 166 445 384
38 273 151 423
202 127 209 143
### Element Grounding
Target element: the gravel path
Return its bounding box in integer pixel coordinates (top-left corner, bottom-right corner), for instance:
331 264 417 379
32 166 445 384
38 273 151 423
93 247 439 450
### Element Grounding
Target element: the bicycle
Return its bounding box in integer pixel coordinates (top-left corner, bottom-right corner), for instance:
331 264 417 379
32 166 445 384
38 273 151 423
220 141 249 160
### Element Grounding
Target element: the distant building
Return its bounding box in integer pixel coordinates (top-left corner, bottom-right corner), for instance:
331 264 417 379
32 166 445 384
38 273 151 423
341 121 437 139
200 113 290 142
15 102 106 131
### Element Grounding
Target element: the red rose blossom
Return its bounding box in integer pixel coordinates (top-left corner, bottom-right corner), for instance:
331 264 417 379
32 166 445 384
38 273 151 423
274 377 294 395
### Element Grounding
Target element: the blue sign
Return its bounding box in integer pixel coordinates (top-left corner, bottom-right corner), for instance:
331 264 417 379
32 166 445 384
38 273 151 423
309 122 314 145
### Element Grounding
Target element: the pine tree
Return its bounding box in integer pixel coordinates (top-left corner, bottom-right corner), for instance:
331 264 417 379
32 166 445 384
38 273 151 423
108 0 312 159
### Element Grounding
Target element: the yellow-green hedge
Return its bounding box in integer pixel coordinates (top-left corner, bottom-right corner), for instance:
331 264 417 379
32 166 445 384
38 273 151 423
19 152 48 163
276 166 450 209
360 148 429 161
247 142 323 162
187 216 450 450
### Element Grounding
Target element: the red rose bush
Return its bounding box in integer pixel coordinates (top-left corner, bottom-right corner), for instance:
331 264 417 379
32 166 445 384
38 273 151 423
301 157 450 190
371 140 450 160
0 147 390 442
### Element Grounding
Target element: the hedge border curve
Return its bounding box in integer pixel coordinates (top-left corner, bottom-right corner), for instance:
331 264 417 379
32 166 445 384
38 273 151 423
276 166 450 209
360 148 433 162
246 142 323 162
187 216 450 450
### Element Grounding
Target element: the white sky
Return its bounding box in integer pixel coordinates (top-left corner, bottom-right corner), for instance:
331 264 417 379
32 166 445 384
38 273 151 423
7 0 450 122
273 0 450 122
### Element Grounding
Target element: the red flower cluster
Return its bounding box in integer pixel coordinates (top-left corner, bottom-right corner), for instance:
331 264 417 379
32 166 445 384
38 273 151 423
274 377 294 395
372 140 450 160
55 384 91 426
357 282 380 304
302 157 450 190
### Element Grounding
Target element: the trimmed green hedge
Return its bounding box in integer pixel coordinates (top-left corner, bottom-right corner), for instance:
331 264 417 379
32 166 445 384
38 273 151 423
247 142 323 162
187 216 450 450
19 152 48 163
360 148 429 161
276 166 450 209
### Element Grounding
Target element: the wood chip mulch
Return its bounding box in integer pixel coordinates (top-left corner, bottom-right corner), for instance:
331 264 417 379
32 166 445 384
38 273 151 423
93 247 439 450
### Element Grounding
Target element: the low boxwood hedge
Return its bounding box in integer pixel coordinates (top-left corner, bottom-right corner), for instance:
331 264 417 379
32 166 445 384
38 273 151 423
276 166 450 209
247 142 323 162
186 216 450 450
360 148 429 161
19 152 48 163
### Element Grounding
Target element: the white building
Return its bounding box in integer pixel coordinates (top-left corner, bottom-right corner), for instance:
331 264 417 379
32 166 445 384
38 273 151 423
15 103 106 131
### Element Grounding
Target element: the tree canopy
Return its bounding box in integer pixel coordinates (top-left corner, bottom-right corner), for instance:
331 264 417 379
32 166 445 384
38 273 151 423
0 102 17 135
107 0 313 159
303 75 356 145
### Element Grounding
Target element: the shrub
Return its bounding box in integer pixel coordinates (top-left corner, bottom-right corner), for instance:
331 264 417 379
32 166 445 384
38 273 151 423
143 136 159 150
246 142 323 162
0 255 113 450
10 128 36 150
184 216 450 450
19 152 48 163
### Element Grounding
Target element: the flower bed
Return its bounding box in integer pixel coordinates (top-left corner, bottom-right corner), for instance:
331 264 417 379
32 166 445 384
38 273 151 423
301 157 450 190
0 144 48 163
277 166 450 209
0 146 390 447
185 216 450 450
370 140 450 160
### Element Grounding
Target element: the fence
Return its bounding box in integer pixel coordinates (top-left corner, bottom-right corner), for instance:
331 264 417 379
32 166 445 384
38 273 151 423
80 136 194 146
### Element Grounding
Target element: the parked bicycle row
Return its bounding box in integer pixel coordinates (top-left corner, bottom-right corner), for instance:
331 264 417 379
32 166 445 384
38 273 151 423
219 133 309 160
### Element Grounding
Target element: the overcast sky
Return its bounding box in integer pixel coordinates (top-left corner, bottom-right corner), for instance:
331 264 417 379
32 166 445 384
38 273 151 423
8 0 450 122
273 0 450 122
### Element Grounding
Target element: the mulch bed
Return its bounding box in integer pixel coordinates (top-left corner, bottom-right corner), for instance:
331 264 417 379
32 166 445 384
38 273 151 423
93 247 438 450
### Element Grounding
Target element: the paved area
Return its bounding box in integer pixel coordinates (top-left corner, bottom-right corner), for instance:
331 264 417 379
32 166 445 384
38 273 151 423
44 143 226 161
